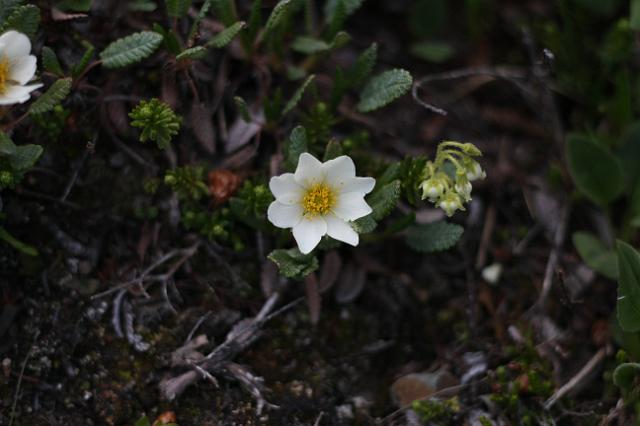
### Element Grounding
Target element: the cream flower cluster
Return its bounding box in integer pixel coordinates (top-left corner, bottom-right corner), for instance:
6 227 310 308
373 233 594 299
420 141 485 216
0 31 42 105
267 153 375 254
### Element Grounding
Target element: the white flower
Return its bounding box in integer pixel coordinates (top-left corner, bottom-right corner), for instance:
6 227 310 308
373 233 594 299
420 174 447 202
437 190 464 217
454 179 472 202
268 153 375 254
465 160 486 181
0 31 42 105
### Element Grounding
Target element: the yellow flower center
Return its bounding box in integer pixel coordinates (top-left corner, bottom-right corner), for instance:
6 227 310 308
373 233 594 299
302 183 335 216
0 56 9 94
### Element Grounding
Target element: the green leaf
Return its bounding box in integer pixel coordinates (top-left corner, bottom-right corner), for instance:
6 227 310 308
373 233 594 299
632 0 640 30
283 74 315 116
406 221 463 253
349 42 377 87
56 0 93 12
357 68 412 112
566 134 624 206
129 98 181 150
613 362 640 390
292 36 330 54
0 131 17 156
99 31 163 68
1 4 40 38
188 0 212 39
234 96 251 122
28 78 72 116
572 231 618 279
42 46 64 76
410 40 455 63
245 0 262 43
285 126 307 171
616 240 640 332
263 0 293 41
0 0 23 24
268 248 319 280
322 139 343 161
324 0 363 21
133 416 152 426
368 180 400 221
618 121 640 189
166 0 191 17
10 144 43 171
176 46 208 61
352 215 377 233
71 43 95 78
210 0 237 27
128 0 157 11
152 23 181 55
325 0 346 39
206 21 246 48
0 227 38 257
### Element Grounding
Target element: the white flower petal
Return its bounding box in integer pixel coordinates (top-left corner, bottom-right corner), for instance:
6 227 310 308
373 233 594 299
9 55 36 84
292 215 327 254
269 173 304 205
267 201 303 229
325 214 359 246
333 192 372 221
0 83 41 105
340 176 376 195
294 152 324 186
323 155 355 186
0 31 32 59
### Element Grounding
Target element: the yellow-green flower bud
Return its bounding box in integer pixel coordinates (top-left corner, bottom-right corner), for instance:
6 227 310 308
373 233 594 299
454 179 472 202
437 190 464 216
465 159 486 181
420 174 447 201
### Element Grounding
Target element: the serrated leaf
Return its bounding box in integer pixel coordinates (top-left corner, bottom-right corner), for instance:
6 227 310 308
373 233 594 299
42 46 64 76
188 0 212 39
573 231 618 279
71 43 95 78
617 240 640 332
176 46 207 61
285 126 307 171
166 0 191 17
283 74 315 116
358 69 412 112
324 0 364 21
368 180 400 221
210 0 237 27
349 42 377 87
1 4 40 37
10 144 42 170
28 78 72 115
406 221 463 253
566 134 624 206
352 215 377 234
268 248 319 280
0 131 17 156
206 21 246 48
292 36 330 54
263 0 293 41
613 362 640 390
234 96 251 122
99 31 163 68
323 139 342 161
0 0 23 23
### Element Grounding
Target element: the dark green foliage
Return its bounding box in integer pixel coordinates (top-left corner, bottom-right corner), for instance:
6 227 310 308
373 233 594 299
405 221 463 253
129 98 181 149
164 165 208 201
268 248 319 280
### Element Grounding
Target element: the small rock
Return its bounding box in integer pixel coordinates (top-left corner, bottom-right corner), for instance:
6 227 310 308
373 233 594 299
391 368 460 407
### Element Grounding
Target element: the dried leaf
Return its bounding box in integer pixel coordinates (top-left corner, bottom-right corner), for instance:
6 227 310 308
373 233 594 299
225 108 264 153
305 273 321 324
335 262 366 303
191 102 216 154
208 169 242 204
319 250 342 292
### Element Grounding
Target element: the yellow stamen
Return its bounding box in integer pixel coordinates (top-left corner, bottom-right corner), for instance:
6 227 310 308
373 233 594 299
0 56 9 94
302 183 335 216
